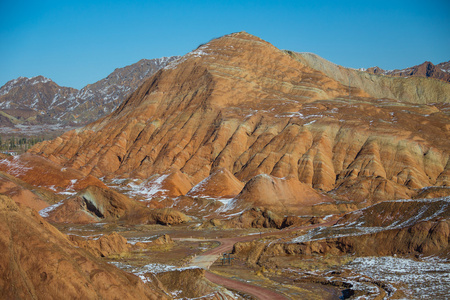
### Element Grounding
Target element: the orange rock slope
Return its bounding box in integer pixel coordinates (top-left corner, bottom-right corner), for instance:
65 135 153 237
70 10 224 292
30 32 450 207
0 195 168 299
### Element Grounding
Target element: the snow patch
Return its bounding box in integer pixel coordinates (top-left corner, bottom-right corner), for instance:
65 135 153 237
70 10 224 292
0 157 32 176
39 200 65 217
125 174 169 200
344 256 450 299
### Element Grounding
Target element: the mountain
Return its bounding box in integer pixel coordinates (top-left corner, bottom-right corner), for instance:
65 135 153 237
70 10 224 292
0 57 179 132
30 32 450 207
291 52 450 104
365 60 450 83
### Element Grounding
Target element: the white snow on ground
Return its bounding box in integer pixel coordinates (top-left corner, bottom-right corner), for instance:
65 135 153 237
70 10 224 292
0 156 32 176
67 233 104 240
39 200 65 217
164 44 211 70
275 112 304 118
126 235 158 245
108 261 200 283
344 256 450 299
57 179 78 196
125 174 169 200
291 197 450 243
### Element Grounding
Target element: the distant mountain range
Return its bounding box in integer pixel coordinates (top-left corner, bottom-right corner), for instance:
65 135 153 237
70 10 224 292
364 61 450 83
0 57 179 131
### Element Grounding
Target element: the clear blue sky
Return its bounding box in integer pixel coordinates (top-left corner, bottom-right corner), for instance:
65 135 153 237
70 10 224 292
1 0 449 89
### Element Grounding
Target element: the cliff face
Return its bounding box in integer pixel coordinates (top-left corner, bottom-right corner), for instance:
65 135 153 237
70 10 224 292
30 32 450 205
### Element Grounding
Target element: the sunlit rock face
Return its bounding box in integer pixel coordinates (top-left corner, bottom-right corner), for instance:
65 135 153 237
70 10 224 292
30 32 450 207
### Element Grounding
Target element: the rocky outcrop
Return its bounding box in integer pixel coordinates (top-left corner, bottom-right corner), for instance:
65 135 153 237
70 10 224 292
154 234 174 245
200 207 326 229
233 198 450 264
257 219 449 259
69 232 131 257
30 32 450 206
44 185 136 223
0 195 168 299
44 185 191 225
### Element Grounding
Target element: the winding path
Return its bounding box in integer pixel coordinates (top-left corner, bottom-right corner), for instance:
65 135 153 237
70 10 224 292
205 271 289 300
178 220 337 299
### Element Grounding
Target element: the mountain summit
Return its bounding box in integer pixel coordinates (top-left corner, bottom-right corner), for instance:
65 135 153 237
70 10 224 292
31 32 450 205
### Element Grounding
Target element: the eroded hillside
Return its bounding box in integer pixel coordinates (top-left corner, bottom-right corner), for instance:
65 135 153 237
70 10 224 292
30 32 450 205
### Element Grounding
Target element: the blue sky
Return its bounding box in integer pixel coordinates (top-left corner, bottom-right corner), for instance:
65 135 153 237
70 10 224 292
1 0 449 89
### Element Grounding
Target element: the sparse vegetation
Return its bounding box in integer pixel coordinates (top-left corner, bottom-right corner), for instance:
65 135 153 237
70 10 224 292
0 136 45 154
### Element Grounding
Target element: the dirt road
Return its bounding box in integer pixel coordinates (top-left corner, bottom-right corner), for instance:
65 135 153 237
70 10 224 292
205 271 290 300
183 220 337 299
202 219 338 257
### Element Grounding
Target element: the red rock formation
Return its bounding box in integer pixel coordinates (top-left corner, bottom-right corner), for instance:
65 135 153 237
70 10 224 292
29 32 450 207
0 195 168 299
45 185 191 225
0 172 50 211
136 168 194 198
187 167 244 198
69 232 131 257
232 174 333 215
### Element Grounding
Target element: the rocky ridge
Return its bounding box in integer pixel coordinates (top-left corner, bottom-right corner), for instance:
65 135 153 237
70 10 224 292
0 56 178 130
366 60 450 83
292 52 450 104
233 197 450 263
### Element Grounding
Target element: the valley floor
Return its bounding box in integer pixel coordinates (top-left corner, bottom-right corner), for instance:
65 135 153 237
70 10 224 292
54 222 450 299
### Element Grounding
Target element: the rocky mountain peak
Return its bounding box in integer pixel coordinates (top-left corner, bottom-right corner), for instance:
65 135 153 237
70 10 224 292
0 76 56 97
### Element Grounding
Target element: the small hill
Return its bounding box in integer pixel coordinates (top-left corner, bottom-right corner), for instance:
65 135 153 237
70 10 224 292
43 185 191 225
187 168 244 198
232 174 333 215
